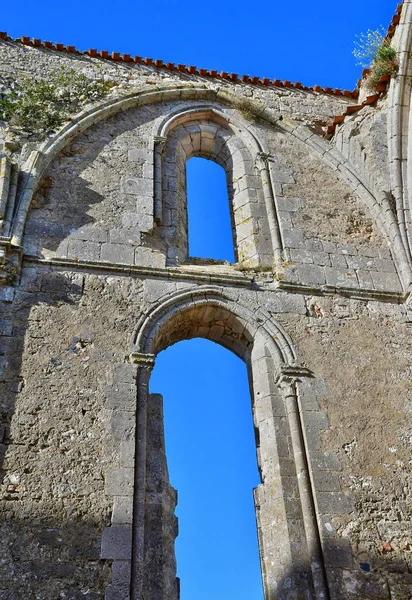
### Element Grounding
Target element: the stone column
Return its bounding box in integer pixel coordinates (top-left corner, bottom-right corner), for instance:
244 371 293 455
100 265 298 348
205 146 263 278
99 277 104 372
154 136 167 223
129 353 179 600
255 152 283 264
129 352 156 600
143 393 179 600
276 367 330 600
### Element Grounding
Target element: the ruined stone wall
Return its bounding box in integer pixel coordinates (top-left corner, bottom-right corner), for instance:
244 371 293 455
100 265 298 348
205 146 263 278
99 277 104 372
0 14 411 600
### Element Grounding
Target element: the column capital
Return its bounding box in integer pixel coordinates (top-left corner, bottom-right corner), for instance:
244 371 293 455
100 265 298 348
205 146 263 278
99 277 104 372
275 364 314 388
255 151 271 168
0 239 21 285
129 352 156 370
154 135 167 145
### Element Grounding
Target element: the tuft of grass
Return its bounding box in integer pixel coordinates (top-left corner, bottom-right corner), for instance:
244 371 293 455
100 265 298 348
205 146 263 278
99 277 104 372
353 28 386 68
353 27 398 91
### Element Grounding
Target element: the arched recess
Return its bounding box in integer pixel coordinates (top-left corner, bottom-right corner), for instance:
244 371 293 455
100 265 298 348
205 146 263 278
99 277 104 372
2 81 408 287
153 106 282 268
120 286 330 600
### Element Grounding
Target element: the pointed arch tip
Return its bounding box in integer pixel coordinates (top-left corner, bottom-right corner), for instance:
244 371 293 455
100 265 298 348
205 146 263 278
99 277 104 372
130 285 299 370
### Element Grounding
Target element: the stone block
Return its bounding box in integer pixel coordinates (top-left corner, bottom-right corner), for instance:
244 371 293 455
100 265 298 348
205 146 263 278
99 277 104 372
112 496 134 524
322 241 337 253
300 409 329 430
0 287 15 302
121 175 153 197
19 267 42 292
260 292 307 315
302 239 322 253
289 248 313 264
298 377 327 400
281 228 304 248
317 491 354 515
110 411 135 441
101 525 133 560
128 147 153 163
112 561 132 586
370 271 402 291
120 440 135 467
105 383 137 410
276 197 302 212
337 243 358 256
277 210 293 228
109 228 141 245
325 267 358 288
105 585 131 600
288 264 326 286
310 451 341 471
359 246 379 257
310 470 341 492
68 240 101 261
357 269 374 289
101 243 135 265
105 468 134 496
134 247 166 268
136 197 153 215
311 251 331 266
323 538 355 568
113 363 138 384
329 253 348 268
143 279 179 303
0 319 12 336
69 227 108 243
378 247 392 259
346 254 375 270
374 258 397 273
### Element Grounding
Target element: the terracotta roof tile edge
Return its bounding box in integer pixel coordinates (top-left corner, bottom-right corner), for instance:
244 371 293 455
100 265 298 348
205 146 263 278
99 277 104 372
0 30 357 98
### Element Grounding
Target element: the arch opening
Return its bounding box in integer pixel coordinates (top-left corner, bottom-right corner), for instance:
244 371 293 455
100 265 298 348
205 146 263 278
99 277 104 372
158 112 273 269
150 338 264 600
186 157 236 263
131 289 321 600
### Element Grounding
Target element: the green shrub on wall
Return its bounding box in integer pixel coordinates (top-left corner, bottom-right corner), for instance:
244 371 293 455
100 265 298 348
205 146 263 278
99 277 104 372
0 67 114 136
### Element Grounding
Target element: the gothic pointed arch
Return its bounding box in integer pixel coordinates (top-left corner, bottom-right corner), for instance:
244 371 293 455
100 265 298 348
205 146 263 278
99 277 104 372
127 284 329 600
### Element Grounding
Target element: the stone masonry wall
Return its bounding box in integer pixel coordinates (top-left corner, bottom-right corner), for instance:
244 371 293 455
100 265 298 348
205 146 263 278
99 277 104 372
1 269 411 599
0 24 411 600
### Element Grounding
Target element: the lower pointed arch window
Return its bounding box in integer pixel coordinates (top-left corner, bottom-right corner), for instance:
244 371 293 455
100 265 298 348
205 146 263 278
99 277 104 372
151 338 263 600
186 157 235 263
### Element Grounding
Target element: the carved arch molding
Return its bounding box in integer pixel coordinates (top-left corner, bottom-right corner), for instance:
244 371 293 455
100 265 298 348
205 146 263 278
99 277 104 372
101 286 334 600
2 83 408 287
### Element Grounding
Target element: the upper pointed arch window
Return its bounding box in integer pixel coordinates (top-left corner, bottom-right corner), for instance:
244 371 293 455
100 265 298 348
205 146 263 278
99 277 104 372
153 108 276 269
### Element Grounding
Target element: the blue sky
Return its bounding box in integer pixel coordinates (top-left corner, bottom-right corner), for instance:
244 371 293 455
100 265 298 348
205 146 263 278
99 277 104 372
2 0 398 597
2 0 396 89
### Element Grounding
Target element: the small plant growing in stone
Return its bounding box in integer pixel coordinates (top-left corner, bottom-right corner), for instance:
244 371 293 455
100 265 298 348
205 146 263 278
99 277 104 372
353 27 386 68
353 27 398 90
0 67 115 137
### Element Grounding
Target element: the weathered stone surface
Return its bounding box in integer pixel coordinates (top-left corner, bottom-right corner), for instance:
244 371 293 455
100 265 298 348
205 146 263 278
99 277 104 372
0 21 411 600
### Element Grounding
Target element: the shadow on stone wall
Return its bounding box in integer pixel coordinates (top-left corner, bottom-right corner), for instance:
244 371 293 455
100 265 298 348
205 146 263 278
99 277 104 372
0 271 112 598
0 270 411 598
23 106 159 260
0 514 111 599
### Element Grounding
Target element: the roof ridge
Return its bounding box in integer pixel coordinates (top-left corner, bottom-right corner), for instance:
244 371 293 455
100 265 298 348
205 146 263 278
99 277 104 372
0 30 358 99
